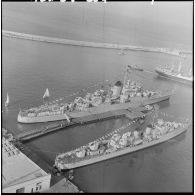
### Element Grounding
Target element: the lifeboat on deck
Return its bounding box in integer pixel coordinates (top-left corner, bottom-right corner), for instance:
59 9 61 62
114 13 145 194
111 134 121 142
76 149 86 158
119 138 128 147
88 142 99 151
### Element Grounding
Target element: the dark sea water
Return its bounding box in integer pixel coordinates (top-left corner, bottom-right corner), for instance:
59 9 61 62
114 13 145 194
2 2 193 192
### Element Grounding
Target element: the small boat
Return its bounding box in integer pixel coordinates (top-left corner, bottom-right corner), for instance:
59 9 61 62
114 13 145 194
155 67 193 85
43 88 50 99
118 51 126 56
118 48 126 55
127 65 143 72
155 61 193 85
54 118 189 171
5 93 9 107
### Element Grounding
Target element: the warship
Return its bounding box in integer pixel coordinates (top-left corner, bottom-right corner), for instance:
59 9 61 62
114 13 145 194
53 106 188 170
17 65 172 123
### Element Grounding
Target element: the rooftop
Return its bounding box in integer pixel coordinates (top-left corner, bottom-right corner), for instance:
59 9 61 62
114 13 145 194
2 136 49 189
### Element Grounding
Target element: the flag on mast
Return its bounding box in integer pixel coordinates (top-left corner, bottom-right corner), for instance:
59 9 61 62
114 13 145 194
43 88 50 99
5 93 9 107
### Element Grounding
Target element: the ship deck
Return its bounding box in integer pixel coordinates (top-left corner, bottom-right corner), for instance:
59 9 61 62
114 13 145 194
55 126 188 170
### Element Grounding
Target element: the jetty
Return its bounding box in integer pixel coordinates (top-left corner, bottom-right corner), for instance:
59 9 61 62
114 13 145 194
3 30 192 56
16 106 148 142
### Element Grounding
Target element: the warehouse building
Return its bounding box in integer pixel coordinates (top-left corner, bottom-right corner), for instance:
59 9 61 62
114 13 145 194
2 136 51 193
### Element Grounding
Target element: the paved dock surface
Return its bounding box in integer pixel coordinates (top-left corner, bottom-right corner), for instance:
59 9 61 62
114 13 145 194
46 179 82 193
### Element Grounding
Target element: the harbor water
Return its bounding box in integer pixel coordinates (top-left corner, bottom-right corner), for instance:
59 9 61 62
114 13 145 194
2 2 192 192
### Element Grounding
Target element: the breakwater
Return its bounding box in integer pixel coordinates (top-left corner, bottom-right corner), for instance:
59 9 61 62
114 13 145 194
3 30 191 56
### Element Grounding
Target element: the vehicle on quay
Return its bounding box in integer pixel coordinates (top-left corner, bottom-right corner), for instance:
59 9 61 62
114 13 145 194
17 66 172 123
53 109 189 171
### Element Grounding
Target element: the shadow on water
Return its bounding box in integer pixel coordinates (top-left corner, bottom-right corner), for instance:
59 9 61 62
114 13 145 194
158 99 170 109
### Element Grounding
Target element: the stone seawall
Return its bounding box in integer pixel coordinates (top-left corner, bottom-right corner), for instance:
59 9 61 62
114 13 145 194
3 30 190 56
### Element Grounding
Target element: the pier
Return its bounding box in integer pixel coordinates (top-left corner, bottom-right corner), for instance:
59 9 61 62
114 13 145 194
16 92 171 142
3 30 191 56
16 107 148 142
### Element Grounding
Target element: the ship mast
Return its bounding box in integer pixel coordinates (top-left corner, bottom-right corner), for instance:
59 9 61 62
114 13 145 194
178 54 186 73
102 4 105 42
139 105 159 132
152 104 159 125
171 64 174 71
123 65 131 86
189 67 192 76
178 60 182 73
123 67 128 86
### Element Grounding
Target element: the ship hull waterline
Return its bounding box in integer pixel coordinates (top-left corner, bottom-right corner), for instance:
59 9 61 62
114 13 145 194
155 69 193 85
17 94 171 124
55 126 187 171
